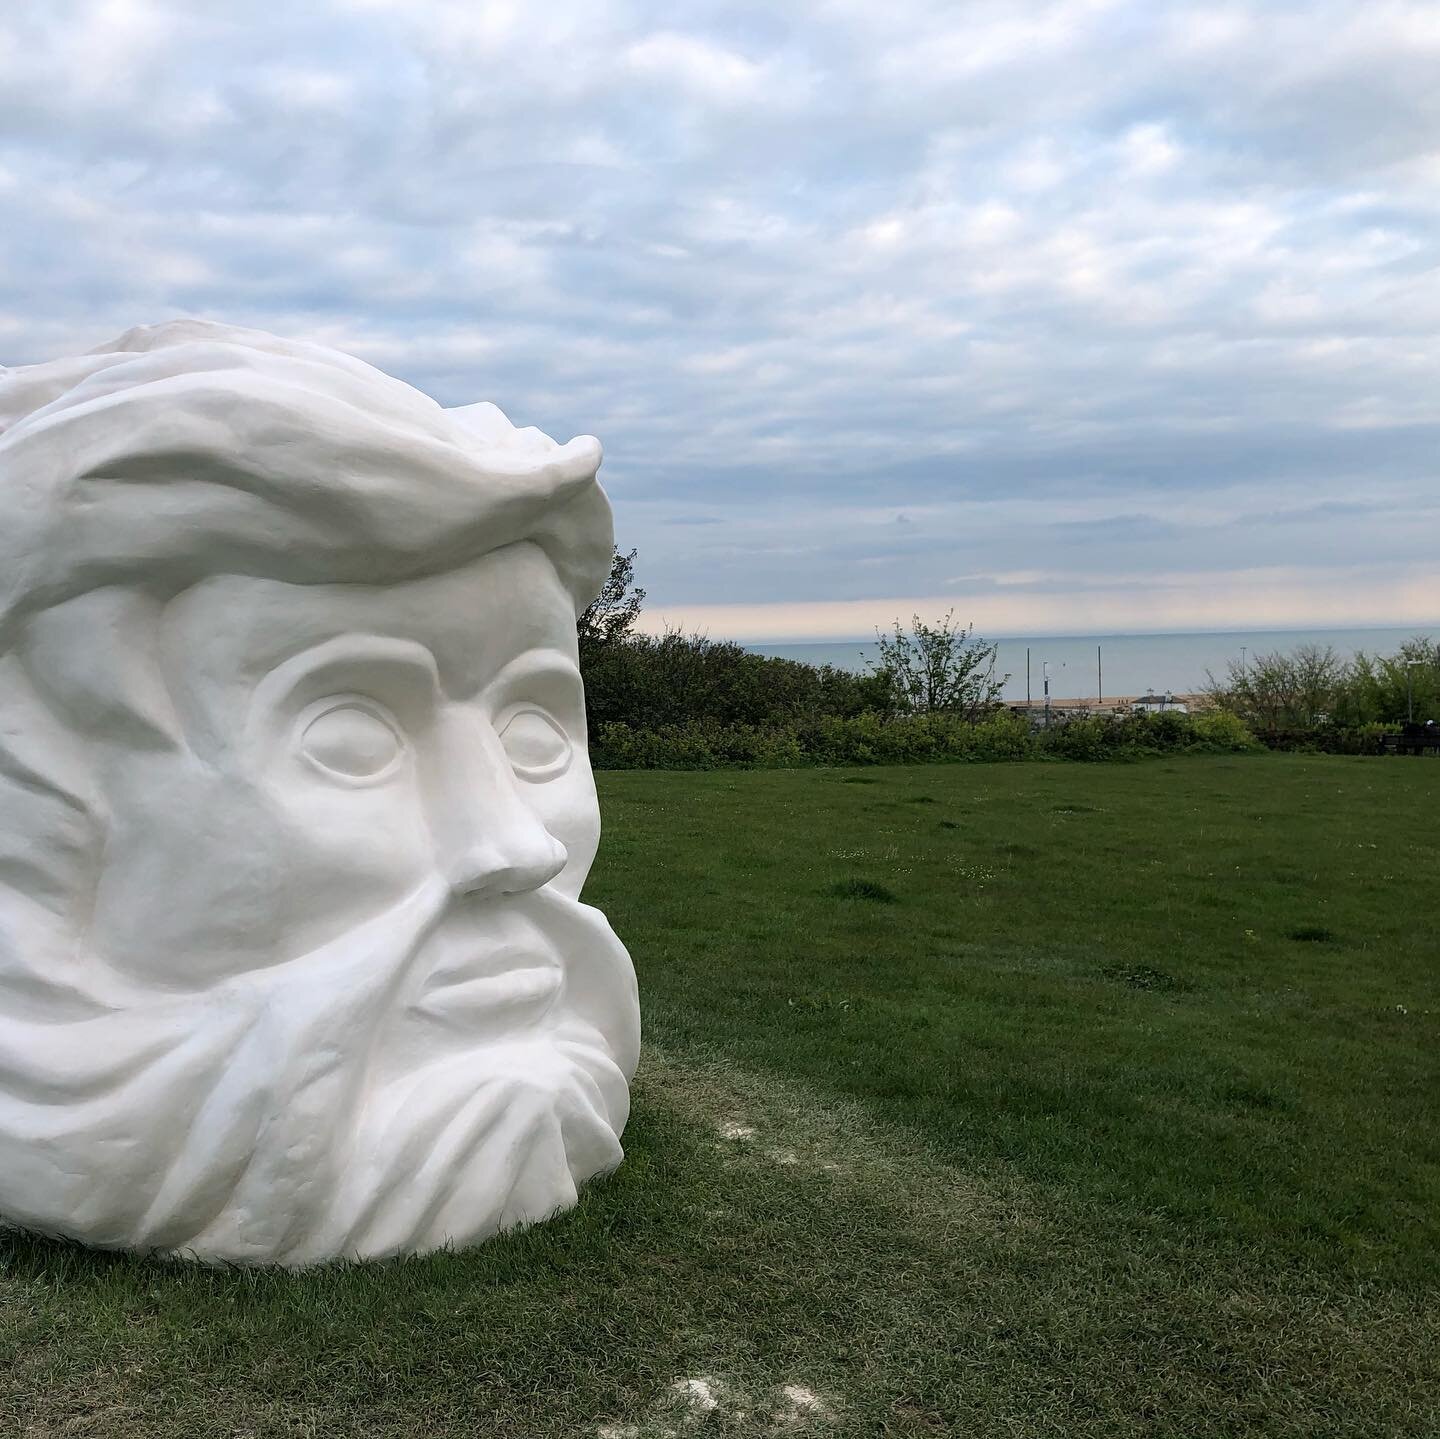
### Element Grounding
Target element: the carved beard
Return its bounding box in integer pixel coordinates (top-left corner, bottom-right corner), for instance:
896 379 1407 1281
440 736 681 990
0 881 637 1265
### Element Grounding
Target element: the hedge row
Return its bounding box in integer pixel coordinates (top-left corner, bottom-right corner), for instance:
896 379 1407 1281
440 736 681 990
589 708 1260 770
1254 724 1402 755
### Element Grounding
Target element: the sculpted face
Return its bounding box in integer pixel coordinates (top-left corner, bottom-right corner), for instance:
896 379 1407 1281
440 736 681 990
88 544 602 983
0 323 639 1264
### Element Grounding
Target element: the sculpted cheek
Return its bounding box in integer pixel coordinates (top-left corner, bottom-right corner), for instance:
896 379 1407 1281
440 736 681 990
268 789 434 959
525 769 600 900
89 760 287 984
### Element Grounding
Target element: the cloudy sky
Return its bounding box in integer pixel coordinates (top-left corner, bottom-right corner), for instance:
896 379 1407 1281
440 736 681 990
2 0 1438 638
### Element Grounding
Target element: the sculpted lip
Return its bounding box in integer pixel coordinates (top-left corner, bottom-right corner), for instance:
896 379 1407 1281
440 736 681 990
413 951 564 1026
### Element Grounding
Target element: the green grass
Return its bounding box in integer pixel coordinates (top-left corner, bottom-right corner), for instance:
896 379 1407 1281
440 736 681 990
3 755 1439 1436
825 877 900 903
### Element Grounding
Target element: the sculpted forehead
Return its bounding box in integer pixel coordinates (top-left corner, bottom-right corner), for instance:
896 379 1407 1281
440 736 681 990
160 542 577 704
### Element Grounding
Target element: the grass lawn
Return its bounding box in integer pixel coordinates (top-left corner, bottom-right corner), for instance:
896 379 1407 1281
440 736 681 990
3 754 1438 1437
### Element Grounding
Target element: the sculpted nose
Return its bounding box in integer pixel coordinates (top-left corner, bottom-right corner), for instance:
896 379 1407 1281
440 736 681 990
432 715 568 898
447 827 568 898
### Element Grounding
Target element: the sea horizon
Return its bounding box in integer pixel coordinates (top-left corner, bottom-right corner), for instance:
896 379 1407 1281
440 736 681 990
742 623 1437 703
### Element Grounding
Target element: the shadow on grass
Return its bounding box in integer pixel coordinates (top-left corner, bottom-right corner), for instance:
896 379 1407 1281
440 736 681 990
1098 963 1190 993
826 879 899 903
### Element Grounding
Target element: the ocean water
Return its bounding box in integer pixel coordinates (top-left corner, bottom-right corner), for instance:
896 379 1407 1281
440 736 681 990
744 626 1435 702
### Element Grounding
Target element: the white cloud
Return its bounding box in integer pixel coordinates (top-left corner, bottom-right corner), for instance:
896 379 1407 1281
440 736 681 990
250 64 355 111
1 0 1437 629
1119 123 1182 178
624 32 765 101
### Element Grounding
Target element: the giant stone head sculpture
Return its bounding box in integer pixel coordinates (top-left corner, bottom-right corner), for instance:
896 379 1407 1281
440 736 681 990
0 321 640 1265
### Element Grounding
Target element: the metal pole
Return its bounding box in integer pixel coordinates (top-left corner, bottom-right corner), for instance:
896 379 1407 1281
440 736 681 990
1403 661 1425 726
1026 647 1031 706
1043 661 1051 729
1097 644 1103 706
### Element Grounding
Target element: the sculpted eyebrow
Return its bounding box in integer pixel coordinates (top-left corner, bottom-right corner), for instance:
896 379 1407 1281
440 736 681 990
485 649 583 697
258 638 443 716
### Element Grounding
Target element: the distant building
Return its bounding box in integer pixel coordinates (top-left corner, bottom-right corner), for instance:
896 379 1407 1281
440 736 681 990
1133 693 1188 714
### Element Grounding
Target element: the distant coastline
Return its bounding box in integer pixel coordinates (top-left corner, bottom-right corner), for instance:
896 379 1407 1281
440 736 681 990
744 625 1436 703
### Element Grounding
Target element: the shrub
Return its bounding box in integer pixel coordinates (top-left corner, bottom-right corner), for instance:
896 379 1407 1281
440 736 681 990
1187 708 1263 752
588 709 1263 770
1254 725 1388 755
582 631 884 731
864 612 1005 719
1041 716 1113 761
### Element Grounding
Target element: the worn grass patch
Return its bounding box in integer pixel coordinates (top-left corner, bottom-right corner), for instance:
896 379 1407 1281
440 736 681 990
3 756 1438 1437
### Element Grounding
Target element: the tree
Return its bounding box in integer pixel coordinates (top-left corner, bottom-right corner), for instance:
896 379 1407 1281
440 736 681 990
864 611 1006 720
578 547 645 656
1351 636 1440 724
1203 644 1350 730
1203 637 1440 729
574 548 898 732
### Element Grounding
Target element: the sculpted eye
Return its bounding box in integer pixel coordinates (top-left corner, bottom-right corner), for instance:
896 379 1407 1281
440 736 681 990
499 707 571 780
301 702 404 780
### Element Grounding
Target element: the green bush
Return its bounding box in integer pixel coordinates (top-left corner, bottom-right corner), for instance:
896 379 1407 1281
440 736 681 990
1188 708 1264 752
582 631 886 730
1254 723 1389 755
590 720 809 770
588 708 1263 770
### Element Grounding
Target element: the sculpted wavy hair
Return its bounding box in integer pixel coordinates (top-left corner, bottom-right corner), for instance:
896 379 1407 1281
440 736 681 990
0 319 612 978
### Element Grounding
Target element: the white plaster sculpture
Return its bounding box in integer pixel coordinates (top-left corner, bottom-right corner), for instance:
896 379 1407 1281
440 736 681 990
0 321 640 1265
